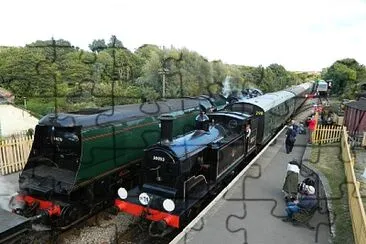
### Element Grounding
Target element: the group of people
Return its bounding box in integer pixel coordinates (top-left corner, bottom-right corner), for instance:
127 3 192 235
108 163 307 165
281 160 318 222
285 117 313 153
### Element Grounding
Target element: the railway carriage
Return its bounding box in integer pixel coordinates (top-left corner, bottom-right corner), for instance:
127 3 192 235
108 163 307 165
225 91 295 145
284 82 313 110
226 82 313 145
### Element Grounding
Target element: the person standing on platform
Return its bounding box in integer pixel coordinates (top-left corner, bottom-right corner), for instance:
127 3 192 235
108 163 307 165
285 124 297 154
291 120 299 135
308 115 316 144
282 160 301 202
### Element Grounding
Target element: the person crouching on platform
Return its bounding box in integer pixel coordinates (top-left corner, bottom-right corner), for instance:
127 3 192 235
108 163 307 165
282 160 301 202
282 185 317 222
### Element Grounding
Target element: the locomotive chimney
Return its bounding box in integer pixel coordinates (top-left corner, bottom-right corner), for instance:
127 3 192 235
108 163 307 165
159 114 175 143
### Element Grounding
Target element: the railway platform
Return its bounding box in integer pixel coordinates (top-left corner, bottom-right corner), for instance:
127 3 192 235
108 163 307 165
171 128 332 244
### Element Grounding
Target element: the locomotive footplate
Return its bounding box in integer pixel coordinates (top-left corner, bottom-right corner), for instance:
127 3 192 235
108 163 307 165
0 208 31 243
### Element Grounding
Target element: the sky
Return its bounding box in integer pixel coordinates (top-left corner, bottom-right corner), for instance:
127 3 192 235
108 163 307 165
1 0 365 71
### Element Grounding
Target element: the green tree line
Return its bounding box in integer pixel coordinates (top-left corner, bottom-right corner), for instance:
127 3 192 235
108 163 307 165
321 58 366 99
0 36 320 116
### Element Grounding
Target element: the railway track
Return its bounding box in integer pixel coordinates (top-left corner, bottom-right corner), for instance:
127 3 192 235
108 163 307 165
117 219 177 244
318 96 329 106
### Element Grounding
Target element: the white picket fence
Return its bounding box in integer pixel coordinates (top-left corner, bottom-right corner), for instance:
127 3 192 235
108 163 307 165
0 135 33 175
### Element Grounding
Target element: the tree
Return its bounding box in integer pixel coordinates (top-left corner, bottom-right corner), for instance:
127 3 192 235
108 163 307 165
136 51 162 100
89 39 107 53
26 39 73 48
107 35 124 48
322 59 358 97
26 39 75 61
0 47 48 98
267 63 290 90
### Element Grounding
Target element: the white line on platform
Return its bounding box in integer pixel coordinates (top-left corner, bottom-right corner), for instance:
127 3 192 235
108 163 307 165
170 126 286 244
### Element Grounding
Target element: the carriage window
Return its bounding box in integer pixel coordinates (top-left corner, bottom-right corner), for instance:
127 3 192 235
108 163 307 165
230 104 253 114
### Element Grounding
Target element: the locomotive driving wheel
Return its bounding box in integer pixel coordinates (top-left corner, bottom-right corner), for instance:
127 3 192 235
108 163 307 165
60 205 80 226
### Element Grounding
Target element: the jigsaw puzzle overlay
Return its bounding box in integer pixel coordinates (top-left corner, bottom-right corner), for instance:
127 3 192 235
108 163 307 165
0 39 343 244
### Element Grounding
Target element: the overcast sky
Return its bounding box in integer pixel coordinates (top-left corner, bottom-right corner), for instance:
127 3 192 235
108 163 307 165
1 0 365 71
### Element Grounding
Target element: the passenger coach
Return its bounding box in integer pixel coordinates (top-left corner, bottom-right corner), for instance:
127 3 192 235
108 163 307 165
226 82 313 146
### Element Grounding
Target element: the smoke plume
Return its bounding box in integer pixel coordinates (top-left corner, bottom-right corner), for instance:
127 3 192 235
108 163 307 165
0 175 18 211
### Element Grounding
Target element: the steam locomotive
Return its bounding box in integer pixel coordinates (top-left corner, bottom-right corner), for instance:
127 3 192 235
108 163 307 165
8 96 227 228
114 82 314 236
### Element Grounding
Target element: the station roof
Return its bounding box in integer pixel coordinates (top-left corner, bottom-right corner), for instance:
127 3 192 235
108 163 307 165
236 91 295 111
345 98 366 111
38 98 207 127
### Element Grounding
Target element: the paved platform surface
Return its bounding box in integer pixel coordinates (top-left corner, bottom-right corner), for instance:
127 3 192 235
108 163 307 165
174 131 332 244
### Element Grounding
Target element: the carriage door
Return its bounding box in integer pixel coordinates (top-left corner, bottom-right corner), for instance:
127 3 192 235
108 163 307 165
246 118 258 154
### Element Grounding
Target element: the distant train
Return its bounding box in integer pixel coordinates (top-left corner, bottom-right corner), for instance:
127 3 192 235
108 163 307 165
316 80 331 97
113 81 314 237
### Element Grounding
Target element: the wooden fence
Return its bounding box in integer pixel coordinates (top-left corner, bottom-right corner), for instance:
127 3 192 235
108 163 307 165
341 126 366 244
312 124 343 144
0 135 33 175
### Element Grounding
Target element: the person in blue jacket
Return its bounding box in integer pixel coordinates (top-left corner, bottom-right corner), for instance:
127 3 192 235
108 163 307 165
285 124 297 154
282 185 317 222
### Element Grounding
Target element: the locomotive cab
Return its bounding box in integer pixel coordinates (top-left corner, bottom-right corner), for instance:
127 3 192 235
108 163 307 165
19 125 82 198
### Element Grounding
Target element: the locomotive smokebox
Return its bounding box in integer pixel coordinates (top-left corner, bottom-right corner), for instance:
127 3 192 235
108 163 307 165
159 114 175 143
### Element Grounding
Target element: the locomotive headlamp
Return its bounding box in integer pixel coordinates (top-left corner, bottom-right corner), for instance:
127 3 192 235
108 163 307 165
139 192 151 205
117 187 128 200
163 199 175 212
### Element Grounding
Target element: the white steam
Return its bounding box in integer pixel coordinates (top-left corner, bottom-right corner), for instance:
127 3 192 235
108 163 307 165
0 175 18 211
222 76 232 98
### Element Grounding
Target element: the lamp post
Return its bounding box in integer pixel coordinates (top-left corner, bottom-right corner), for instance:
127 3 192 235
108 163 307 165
158 68 169 99
23 97 27 110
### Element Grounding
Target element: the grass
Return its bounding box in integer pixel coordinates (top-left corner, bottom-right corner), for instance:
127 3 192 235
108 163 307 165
310 143 354 244
15 97 99 117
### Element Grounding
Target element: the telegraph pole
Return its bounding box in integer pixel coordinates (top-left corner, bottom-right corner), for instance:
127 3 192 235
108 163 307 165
158 68 169 99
